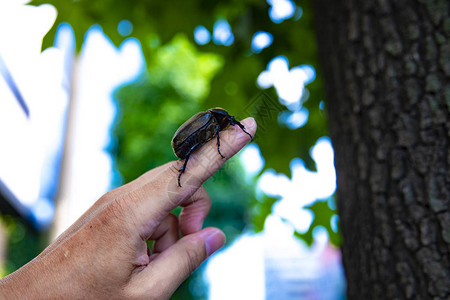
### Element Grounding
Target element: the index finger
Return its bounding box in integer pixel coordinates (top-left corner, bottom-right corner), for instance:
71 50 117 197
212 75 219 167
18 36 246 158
175 117 256 184
124 117 256 232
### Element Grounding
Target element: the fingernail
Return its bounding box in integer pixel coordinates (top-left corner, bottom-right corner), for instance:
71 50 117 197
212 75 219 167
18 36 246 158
242 117 256 131
205 230 226 257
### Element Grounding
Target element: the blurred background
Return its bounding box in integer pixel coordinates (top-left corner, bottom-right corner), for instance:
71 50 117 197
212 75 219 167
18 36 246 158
0 0 345 299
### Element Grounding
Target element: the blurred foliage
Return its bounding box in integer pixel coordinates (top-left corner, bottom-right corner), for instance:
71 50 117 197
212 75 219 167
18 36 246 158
0 215 44 276
293 197 341 246
112 35 223 182
31 0 328 174
26 0 341 298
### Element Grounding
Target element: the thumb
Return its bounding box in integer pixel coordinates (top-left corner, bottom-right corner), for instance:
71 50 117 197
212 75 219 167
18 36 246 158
131 228 225 298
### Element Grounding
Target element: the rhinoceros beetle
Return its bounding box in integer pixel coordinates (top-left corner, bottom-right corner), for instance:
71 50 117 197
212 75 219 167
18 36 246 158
172 108 253 187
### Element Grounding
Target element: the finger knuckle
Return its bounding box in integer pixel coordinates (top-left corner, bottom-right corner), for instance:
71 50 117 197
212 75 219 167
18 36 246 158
96 197 133 231
168 161 182 177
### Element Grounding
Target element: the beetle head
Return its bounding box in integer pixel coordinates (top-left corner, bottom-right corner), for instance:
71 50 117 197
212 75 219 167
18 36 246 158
208 108 232 130
208 107 253 140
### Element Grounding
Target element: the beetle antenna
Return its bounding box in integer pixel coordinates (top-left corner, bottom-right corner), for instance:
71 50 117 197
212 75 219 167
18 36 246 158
229 116 253 141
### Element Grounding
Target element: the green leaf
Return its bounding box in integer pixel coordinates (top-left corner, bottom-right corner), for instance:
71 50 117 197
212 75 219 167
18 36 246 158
295 197 342 247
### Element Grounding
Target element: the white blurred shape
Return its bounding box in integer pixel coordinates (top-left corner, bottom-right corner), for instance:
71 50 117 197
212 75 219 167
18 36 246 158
194 25 211 45
240 144 264 175
213 19 234 46
256 70 273 88
331 215 339 233
278 108 309 129
251 31 273 53
297 64 316 84
255 137 336 235
0 1 68 229
207 214 345 300
257 56 316 109
310 137 336 199
0 3 56 65
267 0 295 23
258 169 290 197
32 198 55 225
206 233 265 300
273 200 313 233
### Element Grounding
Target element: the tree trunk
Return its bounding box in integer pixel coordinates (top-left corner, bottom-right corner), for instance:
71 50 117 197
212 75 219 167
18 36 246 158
312 0 449 299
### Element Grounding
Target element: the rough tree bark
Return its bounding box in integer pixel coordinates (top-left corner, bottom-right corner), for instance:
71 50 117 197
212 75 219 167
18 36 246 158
312 0 449 299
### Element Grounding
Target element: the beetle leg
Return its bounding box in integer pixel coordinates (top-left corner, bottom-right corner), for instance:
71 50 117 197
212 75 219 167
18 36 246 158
178 144 199 187
215 124 226 159
229 117 253 140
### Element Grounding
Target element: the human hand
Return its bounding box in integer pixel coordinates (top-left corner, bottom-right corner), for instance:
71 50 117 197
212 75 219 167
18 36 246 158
0 117 256 299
